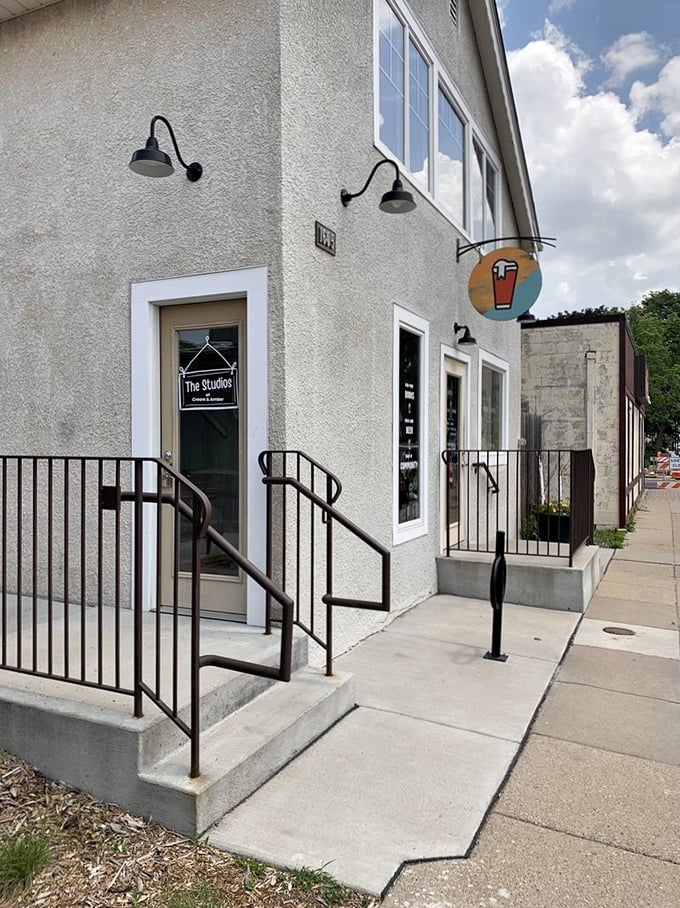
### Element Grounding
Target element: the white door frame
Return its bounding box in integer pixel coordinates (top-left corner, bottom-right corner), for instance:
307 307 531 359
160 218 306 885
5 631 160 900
440 344 471 553
130 266 268 626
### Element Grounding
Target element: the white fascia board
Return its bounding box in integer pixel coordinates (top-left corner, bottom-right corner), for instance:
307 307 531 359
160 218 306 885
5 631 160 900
468 0 540 240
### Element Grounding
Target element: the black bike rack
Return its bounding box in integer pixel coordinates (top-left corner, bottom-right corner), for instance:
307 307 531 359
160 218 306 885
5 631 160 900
484 530 508 662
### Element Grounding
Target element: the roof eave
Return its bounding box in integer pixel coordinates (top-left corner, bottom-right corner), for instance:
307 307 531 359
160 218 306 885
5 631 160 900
469 0 540 240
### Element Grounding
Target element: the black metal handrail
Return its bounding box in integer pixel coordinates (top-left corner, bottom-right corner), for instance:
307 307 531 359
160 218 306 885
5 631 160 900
471 461 499 494
259 451 390 676
0 456 293 778
443 448 595 566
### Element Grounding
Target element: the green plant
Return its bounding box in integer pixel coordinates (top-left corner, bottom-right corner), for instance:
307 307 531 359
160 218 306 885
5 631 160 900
288 865 351 906
536 498 570 516
520 515 538 540
164 881 227 908
235 855 268 890
0 833 51 895
594 528 626 549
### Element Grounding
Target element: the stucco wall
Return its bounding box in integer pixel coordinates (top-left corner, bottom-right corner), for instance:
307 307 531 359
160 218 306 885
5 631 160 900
0 0 285 454
278 0 523 648
1 0 528 654
521 322 621 526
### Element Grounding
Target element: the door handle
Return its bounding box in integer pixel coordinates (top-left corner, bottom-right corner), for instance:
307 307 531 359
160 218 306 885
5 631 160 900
161 451 173 487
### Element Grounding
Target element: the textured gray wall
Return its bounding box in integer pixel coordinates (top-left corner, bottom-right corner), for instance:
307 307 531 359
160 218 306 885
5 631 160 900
278 0 523 646
1 0 526 649
521 323 620 526
0 0 284 454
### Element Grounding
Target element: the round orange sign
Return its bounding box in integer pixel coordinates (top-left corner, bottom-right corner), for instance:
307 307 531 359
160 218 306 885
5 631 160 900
468 247 542 320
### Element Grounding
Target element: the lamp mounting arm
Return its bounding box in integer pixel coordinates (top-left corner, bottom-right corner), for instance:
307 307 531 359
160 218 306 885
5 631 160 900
341 158 400 206
149 115 193 172
456 235 557 262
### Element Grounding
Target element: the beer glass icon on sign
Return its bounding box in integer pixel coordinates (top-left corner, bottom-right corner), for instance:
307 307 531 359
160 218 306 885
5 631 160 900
492 258 519 310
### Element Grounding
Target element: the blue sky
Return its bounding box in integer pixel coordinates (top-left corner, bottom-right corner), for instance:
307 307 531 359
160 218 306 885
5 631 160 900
497 0 680 315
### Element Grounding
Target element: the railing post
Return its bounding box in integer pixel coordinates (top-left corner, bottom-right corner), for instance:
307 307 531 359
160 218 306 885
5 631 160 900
325 473 334 676
190 491 202 778
264 451 273 636
133 459 144 719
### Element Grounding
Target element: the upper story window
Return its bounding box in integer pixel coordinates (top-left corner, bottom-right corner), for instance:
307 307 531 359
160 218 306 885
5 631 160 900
472 139 498 242
437 88 465 225
378 1 405 162
375 0 501 239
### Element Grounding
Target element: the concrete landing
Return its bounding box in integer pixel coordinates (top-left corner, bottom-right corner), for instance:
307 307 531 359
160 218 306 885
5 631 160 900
437 544 611 612
208 595 580 895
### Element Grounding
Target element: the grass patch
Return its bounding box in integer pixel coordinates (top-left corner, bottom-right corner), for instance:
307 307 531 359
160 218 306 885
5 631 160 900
0 832 51 896
164 881 228 908
235 855 268 890
594 527 627 549
288 865 352 906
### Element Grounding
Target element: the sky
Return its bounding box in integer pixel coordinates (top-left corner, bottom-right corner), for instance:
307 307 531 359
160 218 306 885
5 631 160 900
497 0 680 316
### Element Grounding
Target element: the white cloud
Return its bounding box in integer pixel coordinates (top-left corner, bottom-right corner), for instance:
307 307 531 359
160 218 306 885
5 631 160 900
548 0 576 13
631 56 680 138
496 0 508 30
602 32 661 86
507 25 680 316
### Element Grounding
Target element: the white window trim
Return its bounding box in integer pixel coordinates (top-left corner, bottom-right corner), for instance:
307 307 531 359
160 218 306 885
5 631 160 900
478 348 509 458
130 266 268 627
393 304 429 545
373 0 503 240
440 344 471 551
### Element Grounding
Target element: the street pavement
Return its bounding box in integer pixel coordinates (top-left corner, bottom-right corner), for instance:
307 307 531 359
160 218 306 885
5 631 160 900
382 488 680 907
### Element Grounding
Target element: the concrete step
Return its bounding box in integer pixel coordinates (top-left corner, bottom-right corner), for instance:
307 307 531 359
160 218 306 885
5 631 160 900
137 668 355 836
437 545 612 613
0 626 310 811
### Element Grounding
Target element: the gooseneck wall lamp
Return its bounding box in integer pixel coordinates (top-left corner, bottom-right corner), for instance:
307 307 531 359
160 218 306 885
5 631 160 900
454 322 477 345
129 115 203 181
341 158 416 213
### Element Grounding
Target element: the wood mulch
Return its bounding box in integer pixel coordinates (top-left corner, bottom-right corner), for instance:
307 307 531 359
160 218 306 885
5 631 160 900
0 751 376 908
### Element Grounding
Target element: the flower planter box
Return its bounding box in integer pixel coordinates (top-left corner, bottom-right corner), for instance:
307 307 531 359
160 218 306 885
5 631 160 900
537 512 570 544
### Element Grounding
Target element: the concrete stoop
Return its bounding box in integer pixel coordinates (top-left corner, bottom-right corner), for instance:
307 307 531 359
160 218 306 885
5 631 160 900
437 545 613 612
0 630 355 838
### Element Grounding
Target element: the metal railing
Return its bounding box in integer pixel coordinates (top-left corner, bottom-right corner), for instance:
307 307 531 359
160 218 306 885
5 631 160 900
0 456 293 777
259 450 390 676
443 448 595 567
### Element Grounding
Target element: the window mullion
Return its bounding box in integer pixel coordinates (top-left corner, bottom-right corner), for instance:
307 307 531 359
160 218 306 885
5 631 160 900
404 32 411 173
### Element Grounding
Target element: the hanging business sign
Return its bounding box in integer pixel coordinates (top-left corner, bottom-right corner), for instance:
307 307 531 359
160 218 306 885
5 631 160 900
468 247 542 321
178 337 239 410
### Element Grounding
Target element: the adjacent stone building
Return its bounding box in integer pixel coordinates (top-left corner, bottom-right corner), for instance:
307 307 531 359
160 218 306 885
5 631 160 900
521 314 646 527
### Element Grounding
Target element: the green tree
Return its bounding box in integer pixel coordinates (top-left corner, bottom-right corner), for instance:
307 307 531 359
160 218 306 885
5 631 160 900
626 290 680 455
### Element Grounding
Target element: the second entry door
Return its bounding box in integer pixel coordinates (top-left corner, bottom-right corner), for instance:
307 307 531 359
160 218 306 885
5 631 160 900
160 300 247 619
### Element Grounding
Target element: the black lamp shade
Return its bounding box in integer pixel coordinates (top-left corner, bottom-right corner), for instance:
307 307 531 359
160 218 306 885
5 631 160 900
129 137 175 177
458 329 476 345
379 179 417 213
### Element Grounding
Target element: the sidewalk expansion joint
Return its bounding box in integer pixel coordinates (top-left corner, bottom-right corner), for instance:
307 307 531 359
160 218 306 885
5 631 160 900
357 705 518 744
492 812 680 866
531 731 680 766
555 678 680 704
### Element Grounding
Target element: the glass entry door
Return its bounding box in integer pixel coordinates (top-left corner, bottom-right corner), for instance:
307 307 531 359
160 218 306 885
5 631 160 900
442 357 467 551
160 300 246 618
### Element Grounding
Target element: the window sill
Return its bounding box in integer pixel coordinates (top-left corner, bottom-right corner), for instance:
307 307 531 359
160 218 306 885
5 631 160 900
393 520 428 546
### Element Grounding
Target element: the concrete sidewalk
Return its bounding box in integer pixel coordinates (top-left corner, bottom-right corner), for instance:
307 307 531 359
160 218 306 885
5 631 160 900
210 597 579 895
384 488 680 907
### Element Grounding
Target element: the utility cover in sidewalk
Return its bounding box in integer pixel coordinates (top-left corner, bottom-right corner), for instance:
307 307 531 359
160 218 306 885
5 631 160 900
602 626 636 636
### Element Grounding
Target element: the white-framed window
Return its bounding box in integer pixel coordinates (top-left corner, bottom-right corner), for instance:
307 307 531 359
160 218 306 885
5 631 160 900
471 138 498 242
393 305 429 544
478 351 508 452
374 0 501 237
